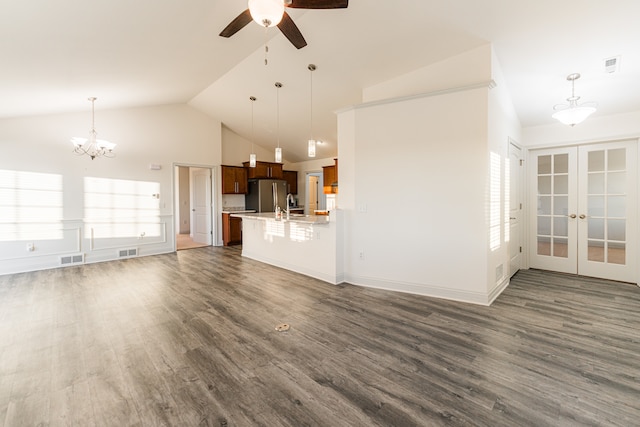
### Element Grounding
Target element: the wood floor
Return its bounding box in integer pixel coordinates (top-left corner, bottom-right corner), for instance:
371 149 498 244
0 247 638 426
176 234 209 251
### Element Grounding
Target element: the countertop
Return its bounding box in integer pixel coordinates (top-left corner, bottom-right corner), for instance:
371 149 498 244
231 211 330 224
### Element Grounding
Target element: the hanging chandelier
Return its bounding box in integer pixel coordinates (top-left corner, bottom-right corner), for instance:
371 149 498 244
552 73 597 126
71 97 116 160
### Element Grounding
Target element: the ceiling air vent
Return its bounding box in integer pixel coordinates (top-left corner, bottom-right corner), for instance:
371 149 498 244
604 56 621 73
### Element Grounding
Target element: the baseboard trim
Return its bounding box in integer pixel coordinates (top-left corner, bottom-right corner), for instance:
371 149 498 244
344 274 496 306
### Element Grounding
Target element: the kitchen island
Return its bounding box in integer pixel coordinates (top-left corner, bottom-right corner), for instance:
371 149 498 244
231 211 343 285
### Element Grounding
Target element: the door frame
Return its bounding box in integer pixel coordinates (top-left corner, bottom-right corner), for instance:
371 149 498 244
508 138 524 277
172 163 217 250
526 139 638 283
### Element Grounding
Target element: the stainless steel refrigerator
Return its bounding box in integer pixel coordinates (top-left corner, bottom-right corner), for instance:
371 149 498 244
245 179 288 212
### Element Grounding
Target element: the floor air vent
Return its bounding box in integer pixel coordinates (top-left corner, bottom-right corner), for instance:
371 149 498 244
60 254 84 266
118 248 138 258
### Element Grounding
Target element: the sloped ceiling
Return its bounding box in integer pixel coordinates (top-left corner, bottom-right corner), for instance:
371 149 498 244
1 0 639 162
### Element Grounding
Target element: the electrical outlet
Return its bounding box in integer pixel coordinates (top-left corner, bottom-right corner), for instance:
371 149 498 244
359 251 364 260
27 243 34 252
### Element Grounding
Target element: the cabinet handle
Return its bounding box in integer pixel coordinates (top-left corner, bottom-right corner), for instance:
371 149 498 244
579 214 586 219
569 214 577 219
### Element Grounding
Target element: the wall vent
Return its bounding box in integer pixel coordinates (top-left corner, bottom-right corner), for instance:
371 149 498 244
60 253 84 266
604 56 621 73
118 248 138 258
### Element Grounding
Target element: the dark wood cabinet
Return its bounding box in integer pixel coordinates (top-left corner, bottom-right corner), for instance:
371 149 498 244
283 170 298 194
243 161 283 179
222 213 243 246
222 166 248 194
323 158 338 194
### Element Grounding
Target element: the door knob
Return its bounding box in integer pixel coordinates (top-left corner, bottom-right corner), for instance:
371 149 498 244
569 214 577 219
579 214 586 219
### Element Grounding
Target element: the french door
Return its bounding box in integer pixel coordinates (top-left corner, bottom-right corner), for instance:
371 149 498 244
529 140 637 283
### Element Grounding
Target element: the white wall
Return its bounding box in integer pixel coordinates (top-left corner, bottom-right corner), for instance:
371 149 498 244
0 103 221 274
363 44 493 103
338 86 493 304
486 48 523 296
221 125 276 166
335 44 523 305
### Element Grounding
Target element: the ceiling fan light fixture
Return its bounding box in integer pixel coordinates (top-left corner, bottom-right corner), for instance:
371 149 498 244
248 0 284 28
552 73 597 126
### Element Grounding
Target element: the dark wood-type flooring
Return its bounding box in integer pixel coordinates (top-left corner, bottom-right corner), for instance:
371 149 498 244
0 247 638 426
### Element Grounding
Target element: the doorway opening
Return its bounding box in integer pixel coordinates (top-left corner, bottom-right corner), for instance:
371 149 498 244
174 165 215 251
305 172 326 215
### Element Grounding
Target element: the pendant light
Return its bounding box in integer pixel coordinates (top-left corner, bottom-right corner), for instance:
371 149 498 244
249 96 257 167
307 64 317 158
552 73 597 126
274 82 283 163
71 97 116 160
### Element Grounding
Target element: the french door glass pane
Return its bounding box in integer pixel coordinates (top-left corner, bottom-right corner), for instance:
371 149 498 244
608 219 625 241
553 238 568 258
537 153 570 258
608 149 625 171
608 243 625 265
538 155 551 174
607 172 625 194
586 148 627 265
538 176 551 194
608 196 625 218
538 236 551 256
588 240 605 262
554 217 568 237
588 173 605 194
588 151 605 171
588 218 604 239
554 154 568 173
588 196 605 216
553 196 568 215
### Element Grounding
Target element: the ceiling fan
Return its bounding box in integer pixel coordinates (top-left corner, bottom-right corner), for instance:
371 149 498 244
219 0 349 49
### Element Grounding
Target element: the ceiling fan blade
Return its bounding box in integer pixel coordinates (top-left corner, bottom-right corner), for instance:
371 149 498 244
277 12 307 49
287 0 348 9
219 9 253 38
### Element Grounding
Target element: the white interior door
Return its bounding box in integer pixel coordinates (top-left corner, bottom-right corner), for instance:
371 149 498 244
529 140 637 283
191 168 212 245
307 174 319 214
508 141 523 277
577 141 637 282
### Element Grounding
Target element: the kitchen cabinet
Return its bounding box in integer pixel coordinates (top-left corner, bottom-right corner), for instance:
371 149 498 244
222 213 243 246
242 161 283 179
283 170 298 194
323 158 338 194
221 165 248 194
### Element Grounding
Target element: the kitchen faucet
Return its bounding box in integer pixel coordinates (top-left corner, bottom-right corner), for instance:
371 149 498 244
286 193 294 219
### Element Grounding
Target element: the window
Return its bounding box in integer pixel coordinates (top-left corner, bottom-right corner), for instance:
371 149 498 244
84 177 161 239
0 170 63 241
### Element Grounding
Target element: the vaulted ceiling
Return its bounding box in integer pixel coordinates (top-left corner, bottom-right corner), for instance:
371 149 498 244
1 1 639 162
